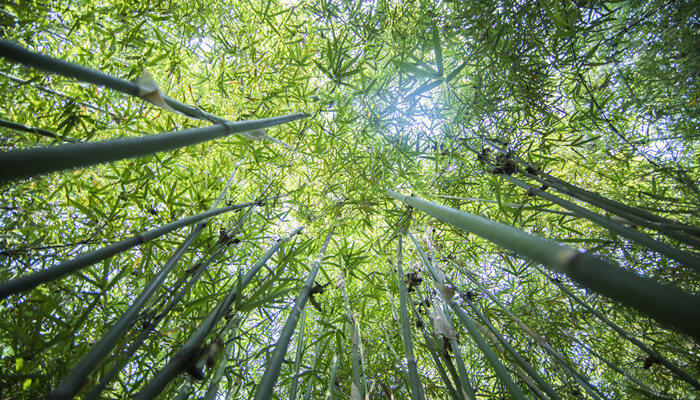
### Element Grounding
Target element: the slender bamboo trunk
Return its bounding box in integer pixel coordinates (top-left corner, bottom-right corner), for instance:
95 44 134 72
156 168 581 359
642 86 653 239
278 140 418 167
500 173 700 269
303 334 327 400
326 348 340 400
0 112 308 183
134 226 303 400
0 117 73 142
252 228 334 400
289 308 306 400
0 200 261 298
395 233 427 400
340 269 365 400
388 190 700 340
203 313 244 400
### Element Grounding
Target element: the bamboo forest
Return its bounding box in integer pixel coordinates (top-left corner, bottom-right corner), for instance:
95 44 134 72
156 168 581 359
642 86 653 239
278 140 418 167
1 0 699 398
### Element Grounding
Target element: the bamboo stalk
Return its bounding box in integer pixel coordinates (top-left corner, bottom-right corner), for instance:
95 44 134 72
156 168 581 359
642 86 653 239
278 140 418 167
326 348 340 400
0 117 75 142
500 173 700 269
303 334 327 400
0 112 308 183
0 200 260 298
134 226 304 400
528 263 700 390
84 180 258 400
252 228 334 400
408 290 465 400
340 269 365 400
289 308 306 400
1 40 230 124
395 233 427 400
203 313 244 400
388 190 700 341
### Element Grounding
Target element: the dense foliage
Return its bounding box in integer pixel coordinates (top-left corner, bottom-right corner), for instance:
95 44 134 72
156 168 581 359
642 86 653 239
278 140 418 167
1 0 698 399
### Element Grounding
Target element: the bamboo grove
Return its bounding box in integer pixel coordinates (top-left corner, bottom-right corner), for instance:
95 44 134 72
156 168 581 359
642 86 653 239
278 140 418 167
0 0 698 399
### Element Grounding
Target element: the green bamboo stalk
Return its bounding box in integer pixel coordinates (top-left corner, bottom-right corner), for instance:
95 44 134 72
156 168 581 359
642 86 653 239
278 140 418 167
0 40 227 124
340 270 365 400
413 286 476 400
500 173 700 269
406 233 529 400
204 313 244 400
518 161 700 241
0 200 260 299
134 226 303 399
326 347 340 400
433 194 576 217
452 263 615 400
252 228 334 400
0 112 308 183
303 335 327 400
395 233 427 400
407 290 464 400
289 308 306 400
0 117 75 142
388 190 700 341
529 263 700 390
410 232 559 400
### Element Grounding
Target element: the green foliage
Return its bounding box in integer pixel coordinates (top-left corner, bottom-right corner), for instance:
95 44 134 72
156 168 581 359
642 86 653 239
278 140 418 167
1 0 698 399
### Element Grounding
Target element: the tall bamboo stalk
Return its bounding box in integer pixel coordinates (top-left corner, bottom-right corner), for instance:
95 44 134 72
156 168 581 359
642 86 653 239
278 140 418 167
326 347 340 400
340 268 365 400
203 313 244 400
528 263 700 390
134 226 303 399
0 200 260 298
0 112 308 183
303 334 327 400
289 308 306 400
252 228 334 400
500 173 700 269
395 233 427 400
407 233 525 400
388 190 700 340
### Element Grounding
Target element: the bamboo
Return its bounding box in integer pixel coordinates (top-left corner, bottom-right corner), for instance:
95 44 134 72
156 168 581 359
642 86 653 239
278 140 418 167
252 228 334 400
203 313 244 400
326 348 340 400
134 226 303 399
1 40 231 124
49 175 243 400
289 308 306 400
388 190 700 340
340 269 365 400
0 112 308 183
0 117 74 142
84 191 257 400
528 263 700 390
303 335 327 400
0 200 260 298
395 233 427 400
500 173 700 269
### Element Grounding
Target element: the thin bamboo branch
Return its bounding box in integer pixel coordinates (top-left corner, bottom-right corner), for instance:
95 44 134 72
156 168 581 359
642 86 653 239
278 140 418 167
0 112 308 183
388 190 700 341
252 228 334 400
0 117 75 142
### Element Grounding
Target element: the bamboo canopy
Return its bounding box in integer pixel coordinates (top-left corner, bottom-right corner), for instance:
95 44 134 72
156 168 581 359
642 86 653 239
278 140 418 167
1 1 698 399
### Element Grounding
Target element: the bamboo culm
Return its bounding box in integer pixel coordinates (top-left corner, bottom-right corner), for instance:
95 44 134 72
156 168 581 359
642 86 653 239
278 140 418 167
203 313 244 400
500 173 700 269
389 190 700 341
0 112 308 183
252 228 334 400
0 200 259 299
289 308 307 400
134 226 303 399
395 233 427 400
